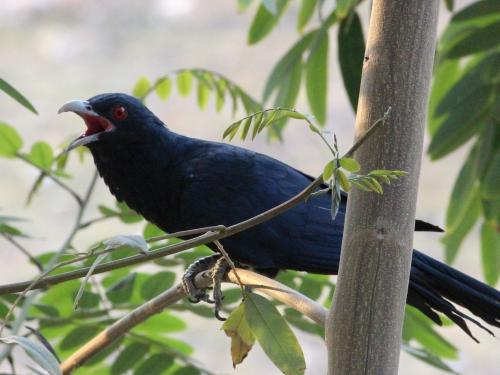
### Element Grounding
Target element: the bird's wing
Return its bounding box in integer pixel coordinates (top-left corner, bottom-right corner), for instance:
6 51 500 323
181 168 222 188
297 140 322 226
176 143 343 273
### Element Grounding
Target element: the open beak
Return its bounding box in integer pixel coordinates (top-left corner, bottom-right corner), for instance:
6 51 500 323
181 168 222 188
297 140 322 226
58 100 115 152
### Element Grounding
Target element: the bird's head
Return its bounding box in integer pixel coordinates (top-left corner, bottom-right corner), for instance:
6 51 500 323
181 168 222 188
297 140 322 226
58 93 162 152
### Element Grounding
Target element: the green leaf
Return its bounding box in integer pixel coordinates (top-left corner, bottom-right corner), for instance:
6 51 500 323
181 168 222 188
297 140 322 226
143 222 165 238
140 271 176 300
322 160 334 181
0 122 23 158
111 343 150 375
262 0 278 14
215 78 227 112
441 191 481 263
429 52 498 144
222 303 256 367
403 344 457 373
263 32 315 103
284 309 324 337
59 326 101 351
240 117 253 140
248 0 289 45
445 147 477 231
172 366 200 375
0 336 61 375
0 78 38 114
338 12 365 111
428 84 491 160
446 21 500 58
28 141 54 171
440 0 500 59
480 148 500 200
444 0 454 12
177 71 193 96
428 59 461 136
98 205 119 217
251 112 264 140
481 221 500 286
0 222 24 237
297 0 317 32
238 0 253 12
336 0 357 19
40 280 80 317
155 77 172 101
244 293 305 375
196 79 210 109
133 77 151 99
339 157 360 172
134 353 174 375
337 170 351 192
403 307 458 359
269 60 302 139
223 120 242 140
106 273 137 304
76 290 100 309
32 303 59 318
305 30 329 125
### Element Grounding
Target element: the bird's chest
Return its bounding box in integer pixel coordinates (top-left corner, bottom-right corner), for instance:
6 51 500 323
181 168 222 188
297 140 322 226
92 148 184 232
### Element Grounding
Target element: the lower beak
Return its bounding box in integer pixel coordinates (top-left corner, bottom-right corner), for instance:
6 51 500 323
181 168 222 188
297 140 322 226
65 132 101 153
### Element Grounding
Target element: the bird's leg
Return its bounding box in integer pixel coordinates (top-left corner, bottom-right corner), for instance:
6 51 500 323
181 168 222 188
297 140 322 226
211 257 231 321
182 254 221 303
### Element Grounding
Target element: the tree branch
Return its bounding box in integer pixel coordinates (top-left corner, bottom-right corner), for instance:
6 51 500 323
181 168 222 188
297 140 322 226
60 268 327 374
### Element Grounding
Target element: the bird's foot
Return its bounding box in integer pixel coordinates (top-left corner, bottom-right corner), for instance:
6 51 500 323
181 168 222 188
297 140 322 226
211 257 231 321
182 254 220 303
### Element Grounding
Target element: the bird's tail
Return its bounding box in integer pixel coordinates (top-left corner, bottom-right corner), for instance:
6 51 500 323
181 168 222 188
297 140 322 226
408 250 500 341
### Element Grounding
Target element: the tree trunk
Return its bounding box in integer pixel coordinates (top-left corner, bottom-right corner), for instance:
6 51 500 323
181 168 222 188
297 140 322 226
326 1 439 374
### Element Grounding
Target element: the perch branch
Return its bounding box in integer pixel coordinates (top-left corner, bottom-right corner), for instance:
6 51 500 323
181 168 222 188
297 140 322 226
60 268 327 374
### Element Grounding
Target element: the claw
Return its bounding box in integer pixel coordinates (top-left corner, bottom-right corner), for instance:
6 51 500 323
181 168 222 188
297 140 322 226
214 310 226 321
182 254 221 303
211 257 231 321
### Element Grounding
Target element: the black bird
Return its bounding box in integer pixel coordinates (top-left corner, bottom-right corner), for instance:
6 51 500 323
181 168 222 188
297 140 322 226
59 93 499 338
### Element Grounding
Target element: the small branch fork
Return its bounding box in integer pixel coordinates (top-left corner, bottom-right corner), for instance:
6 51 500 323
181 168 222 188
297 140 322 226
60 268 327 374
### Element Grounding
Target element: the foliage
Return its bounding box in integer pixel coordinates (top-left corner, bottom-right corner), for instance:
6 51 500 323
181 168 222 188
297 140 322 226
428 0 500 285
0 1 496 374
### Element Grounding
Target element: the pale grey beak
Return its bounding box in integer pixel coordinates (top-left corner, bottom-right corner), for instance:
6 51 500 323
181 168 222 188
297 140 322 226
58 100 108 152
58 100 98 116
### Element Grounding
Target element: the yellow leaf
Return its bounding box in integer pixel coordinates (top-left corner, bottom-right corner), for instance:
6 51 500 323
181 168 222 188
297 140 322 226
222 303 255 367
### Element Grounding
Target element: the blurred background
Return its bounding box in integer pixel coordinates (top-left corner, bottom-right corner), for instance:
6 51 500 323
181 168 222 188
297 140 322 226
0 0 497 374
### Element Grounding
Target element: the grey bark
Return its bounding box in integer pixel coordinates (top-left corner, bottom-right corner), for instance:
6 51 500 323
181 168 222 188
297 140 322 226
326 1 439 374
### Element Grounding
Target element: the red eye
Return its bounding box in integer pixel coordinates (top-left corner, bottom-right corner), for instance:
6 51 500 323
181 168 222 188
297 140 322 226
112 105 128 121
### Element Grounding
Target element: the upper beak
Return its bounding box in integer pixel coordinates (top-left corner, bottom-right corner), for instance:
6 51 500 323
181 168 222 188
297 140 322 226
58 100 99 116
58 100 109 152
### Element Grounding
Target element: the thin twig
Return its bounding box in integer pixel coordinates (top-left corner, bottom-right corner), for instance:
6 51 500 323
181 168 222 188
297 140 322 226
16 153 83 207
344 106 392 158
60 268 327 374
1 234 43 272
146 225 227 243
214 240 244 293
